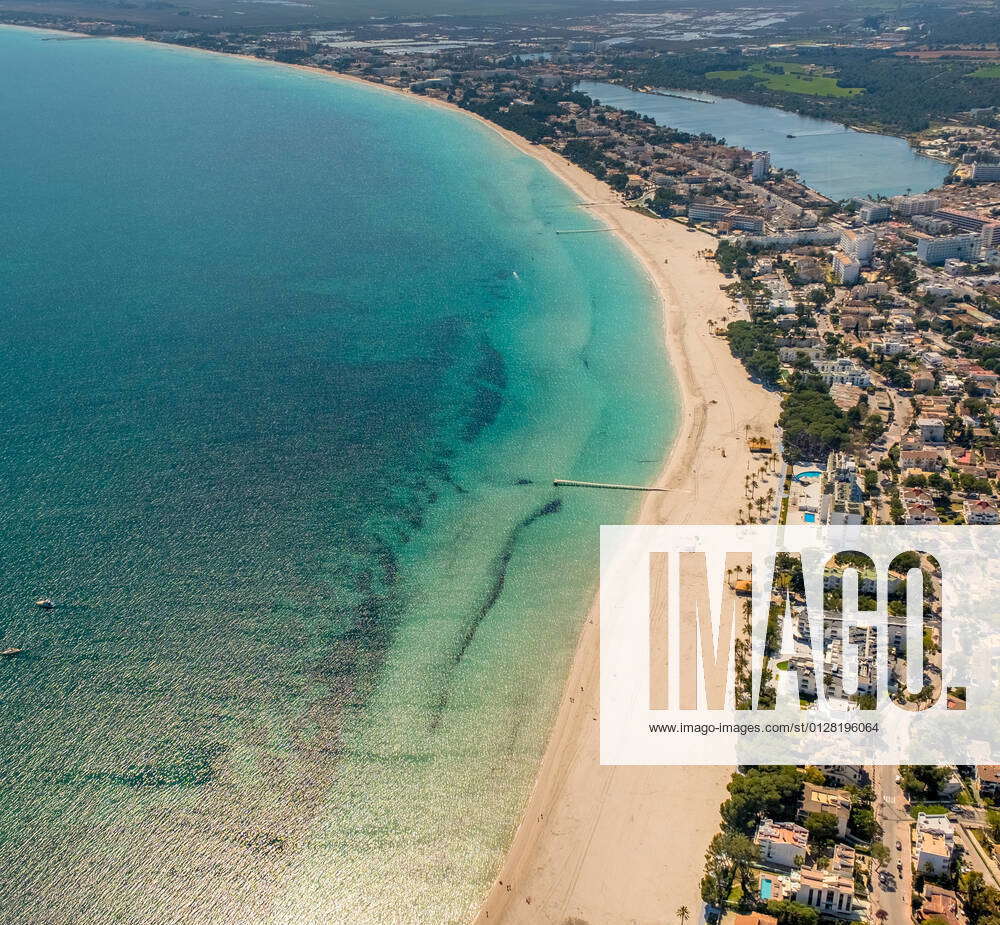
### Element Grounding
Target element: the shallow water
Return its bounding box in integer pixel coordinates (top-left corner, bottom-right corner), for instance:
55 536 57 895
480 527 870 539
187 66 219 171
0 28 676 923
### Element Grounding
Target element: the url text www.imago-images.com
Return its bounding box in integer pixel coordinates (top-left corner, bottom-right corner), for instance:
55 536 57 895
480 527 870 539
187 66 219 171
599 525 1000 766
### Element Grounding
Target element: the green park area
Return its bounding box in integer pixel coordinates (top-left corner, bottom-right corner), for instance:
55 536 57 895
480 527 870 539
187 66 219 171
969 64 1000 78
706 61 865 97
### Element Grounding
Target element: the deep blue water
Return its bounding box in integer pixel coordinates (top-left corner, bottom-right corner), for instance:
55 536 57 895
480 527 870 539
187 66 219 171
576 81 950 200
0 28 675 924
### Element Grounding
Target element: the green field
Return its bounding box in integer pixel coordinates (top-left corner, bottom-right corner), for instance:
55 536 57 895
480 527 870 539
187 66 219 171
970 65 1000 78
706 61 865 98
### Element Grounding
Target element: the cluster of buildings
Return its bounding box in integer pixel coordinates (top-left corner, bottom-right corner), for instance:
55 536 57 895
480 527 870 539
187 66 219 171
847 193 1000 268
750 783 865 921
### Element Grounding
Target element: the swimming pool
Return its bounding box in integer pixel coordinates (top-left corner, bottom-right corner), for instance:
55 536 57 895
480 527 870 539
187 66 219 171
760 877 773 900
795 470 823 482
803 512 816 523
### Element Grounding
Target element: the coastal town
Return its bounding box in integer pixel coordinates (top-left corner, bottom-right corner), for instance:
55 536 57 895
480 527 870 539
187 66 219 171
5 9 1000 925
696 763 1000 925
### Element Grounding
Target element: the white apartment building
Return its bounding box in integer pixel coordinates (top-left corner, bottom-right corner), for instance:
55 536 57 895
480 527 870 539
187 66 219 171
891 193 940 217
915 813 955 878
752 150 771 180
917 417 946 443
858 201 891 224
789 845 859 918
814 358 870 388
965 498 1000 524
916 233 982 265
840 228 875 265
832 250 861 284
755 818 810 867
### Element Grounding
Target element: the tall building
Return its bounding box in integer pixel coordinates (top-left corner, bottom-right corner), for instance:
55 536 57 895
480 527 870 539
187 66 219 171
971 162 1000 182
984 223 1000 254
932 207 998 242
751 150 771 181
890 193 940 217
916 233 981 265
839 228 875 265
831 250 861 284
858 201 890 224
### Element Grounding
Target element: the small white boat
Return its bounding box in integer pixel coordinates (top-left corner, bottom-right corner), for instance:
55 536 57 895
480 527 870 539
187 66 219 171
35 598 55 609
1 647 24 657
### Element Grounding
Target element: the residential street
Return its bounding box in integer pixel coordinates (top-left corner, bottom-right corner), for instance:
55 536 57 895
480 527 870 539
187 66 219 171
872 765 914 925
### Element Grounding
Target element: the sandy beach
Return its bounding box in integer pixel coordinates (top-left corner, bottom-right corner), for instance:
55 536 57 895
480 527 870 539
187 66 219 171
465 131 780 925
8 28 781 922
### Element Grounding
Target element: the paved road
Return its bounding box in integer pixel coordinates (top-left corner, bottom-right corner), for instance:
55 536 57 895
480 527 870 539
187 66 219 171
956 823 1000 889
871 766 914 925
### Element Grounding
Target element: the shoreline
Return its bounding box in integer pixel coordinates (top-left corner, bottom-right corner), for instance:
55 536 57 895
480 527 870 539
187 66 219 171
6 25 780 923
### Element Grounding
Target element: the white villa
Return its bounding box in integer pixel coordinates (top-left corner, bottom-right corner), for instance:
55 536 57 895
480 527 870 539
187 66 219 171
755 818 809 868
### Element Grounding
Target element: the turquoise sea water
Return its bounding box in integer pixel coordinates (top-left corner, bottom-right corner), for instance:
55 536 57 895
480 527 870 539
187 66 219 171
575 81 950 201
0 28 675 924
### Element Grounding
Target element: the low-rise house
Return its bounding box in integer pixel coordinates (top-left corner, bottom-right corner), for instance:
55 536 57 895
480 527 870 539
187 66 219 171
970 368 1000 395
801 783 852 837
788 844 859 918
734 913 779 925
919 884 965 925
817 765 868 787
966 498 1000 524
754 818 809 868
900 448 945 473
789 256 825 282
904 498 942 525
915 812 956 879
977 765 1000 799
916 831 953 877
918 417 946 444
913 369 936 393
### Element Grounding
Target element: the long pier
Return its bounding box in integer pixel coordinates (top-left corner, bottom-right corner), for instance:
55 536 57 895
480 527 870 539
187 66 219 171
554 227 615 235
553 479 671 492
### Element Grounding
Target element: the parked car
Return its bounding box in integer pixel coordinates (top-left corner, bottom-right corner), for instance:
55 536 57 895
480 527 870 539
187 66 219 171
896 840 902 851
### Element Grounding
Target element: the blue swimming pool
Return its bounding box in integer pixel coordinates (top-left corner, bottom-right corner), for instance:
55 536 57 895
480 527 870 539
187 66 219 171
795 470 823 482
803 512 816 523
760 877 773 900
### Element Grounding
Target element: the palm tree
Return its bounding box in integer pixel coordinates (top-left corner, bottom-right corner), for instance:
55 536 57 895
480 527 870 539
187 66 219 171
677 906 691 925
